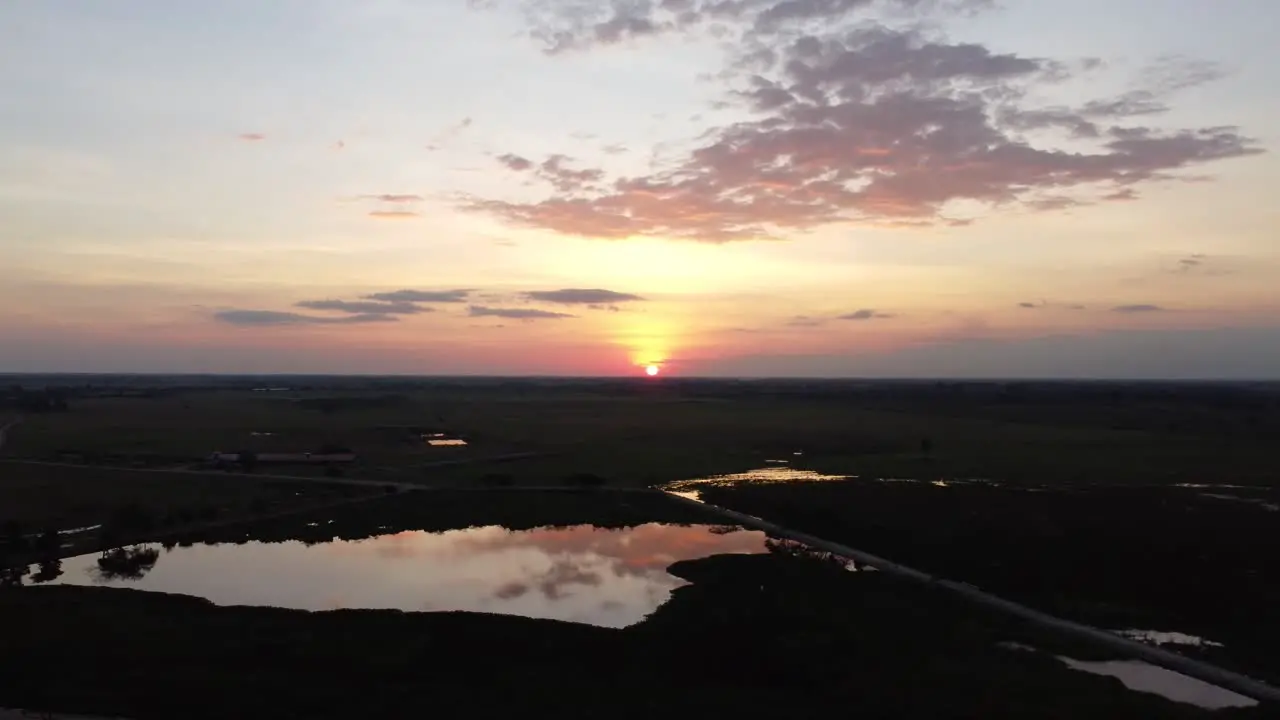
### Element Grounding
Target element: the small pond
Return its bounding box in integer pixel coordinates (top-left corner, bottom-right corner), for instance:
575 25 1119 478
423 433 468 447
45 523 767 628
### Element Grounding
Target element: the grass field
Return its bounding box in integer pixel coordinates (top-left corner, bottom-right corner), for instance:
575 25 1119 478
8 382 1278 488
0 461 373 532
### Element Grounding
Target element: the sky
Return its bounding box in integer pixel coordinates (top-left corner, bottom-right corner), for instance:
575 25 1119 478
2 0 1277 378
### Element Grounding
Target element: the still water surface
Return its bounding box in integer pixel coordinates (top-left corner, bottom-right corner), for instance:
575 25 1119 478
49 523 767 627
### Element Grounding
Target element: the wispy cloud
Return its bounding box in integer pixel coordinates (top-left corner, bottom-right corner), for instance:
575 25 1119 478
1112 304 1165 313
495 153 604 192
362 194 424 203
1017 300 1087 310
368 210 421 219
524 288 645 304
1175 253 1206 272
214 310 397 327
365 289 472 303
1168 253 1231 276
295 299 429 315
238 132 266 142
468 306 576 320
427 116 474 151
500 0 995 55
838 309 894 320
787 315 825 327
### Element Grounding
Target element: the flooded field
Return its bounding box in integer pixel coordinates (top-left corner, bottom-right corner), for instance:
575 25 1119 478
997 642 1256 710
660 460 1013 501
46 523 766 626
662 465 847 501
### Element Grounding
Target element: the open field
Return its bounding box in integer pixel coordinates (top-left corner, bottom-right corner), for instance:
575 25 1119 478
0 462 373 531
7 378 1278 488
2 491 1270 719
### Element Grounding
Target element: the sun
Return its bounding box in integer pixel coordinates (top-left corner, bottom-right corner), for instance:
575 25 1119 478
645 364 660 377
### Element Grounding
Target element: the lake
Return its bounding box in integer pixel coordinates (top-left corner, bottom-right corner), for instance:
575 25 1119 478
46 523 768 627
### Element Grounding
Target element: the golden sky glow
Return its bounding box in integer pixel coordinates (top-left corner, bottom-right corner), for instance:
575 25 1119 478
2 1 1279 376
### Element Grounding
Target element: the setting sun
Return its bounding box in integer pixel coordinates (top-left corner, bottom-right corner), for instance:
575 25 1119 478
645 365 660 377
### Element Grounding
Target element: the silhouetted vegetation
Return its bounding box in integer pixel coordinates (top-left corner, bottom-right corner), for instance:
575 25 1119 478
95 546 162 581
4 386 70 413
30 560 63 584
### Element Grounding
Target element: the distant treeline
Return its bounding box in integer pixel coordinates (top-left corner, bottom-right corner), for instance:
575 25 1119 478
2 387 71 413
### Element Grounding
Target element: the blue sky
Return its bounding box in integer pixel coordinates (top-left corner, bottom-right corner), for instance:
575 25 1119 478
1 0 1277 376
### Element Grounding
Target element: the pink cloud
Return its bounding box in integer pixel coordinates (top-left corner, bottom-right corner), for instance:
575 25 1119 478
464 26 1260 242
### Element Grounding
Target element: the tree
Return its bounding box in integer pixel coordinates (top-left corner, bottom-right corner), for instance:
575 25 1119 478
0 520 30 557
0 564 28 587
30 560 63 584
35 528 60 558
95 546 161 581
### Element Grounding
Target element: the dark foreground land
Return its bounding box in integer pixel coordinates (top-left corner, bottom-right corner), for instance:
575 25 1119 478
2 376 1279 716
0 492 1266 720
701 479 1280 683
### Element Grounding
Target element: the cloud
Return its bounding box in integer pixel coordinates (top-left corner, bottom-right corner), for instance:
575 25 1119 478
468 306 576 320
1017 300 1087 311
699 325 1280 379
1103 188 1139 202
214 310 397 327
497 153 534 171
602 143 628 155
363 194 424 203
295 299 429 315
464 23 1260 242
364 289 472 303
502 0 994 55
496 153 604 192
787 315 825 327
524 288 645 304
838 309 893 320
1111 304 1165 313
427 117 475 151
238 133 266 141
368 210 420 219
1173 253 1210 274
